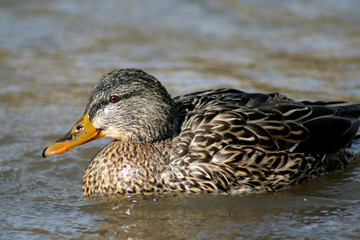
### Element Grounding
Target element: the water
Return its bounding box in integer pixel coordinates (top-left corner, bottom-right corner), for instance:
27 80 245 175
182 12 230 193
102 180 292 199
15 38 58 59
1 0 360 239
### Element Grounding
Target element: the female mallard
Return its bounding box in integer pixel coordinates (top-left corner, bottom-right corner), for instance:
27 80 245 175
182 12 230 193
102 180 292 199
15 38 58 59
43 68 360 196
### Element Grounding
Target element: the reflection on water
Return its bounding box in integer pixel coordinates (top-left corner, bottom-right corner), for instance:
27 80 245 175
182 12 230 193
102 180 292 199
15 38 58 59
1 0 360 239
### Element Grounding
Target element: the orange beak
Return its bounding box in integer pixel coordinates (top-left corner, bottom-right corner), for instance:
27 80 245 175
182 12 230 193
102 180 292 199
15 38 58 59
42 112 104 157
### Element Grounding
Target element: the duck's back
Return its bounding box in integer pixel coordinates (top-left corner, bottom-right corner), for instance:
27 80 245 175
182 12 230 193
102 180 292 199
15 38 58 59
164 89 360 193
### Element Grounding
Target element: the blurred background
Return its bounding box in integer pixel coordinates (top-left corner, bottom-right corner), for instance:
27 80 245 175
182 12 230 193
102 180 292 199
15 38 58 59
1 0 360 239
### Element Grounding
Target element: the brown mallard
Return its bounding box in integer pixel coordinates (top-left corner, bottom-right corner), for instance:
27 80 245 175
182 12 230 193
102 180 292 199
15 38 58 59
43 68 360 196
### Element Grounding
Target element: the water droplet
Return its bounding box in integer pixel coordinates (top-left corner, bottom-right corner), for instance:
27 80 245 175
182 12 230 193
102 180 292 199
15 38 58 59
126 209 131 215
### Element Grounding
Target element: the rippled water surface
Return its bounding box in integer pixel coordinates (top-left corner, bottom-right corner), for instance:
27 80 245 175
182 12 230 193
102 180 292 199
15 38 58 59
1 0 360 239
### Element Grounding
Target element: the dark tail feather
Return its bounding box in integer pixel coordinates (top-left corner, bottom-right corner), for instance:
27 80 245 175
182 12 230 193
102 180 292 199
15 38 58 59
295 116 360 153
301 101 360 119
333 104 360 119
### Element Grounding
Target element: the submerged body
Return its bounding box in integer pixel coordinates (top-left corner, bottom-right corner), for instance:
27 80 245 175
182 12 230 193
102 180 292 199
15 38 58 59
43 69 360 196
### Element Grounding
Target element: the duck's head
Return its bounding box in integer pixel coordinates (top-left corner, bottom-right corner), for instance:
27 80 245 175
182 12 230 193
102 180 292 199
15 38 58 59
43 68 179 157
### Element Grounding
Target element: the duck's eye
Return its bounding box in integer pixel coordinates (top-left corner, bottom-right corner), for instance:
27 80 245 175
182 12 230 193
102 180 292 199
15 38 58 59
109 95 120 103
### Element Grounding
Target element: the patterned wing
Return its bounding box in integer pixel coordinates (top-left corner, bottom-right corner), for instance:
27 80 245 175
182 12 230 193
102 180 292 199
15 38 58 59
166 89 360 193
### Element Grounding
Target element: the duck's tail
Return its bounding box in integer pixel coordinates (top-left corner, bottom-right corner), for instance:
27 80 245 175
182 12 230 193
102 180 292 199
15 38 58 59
301 101 360 119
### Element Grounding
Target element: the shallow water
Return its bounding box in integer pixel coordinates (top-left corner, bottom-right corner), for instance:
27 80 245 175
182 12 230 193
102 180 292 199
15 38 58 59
1 0 360 239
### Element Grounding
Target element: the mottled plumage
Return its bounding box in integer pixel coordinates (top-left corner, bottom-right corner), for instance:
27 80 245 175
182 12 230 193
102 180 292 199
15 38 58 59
43 68 360 197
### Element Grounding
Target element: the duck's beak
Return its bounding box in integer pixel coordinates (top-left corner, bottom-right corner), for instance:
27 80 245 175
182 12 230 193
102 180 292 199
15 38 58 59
42 112 104 157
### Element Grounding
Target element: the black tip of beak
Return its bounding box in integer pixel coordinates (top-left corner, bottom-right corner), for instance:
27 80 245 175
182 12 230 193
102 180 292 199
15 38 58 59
42 147 48 158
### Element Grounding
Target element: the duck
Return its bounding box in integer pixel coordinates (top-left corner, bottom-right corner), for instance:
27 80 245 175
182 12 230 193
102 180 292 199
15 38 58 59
43 68 360 197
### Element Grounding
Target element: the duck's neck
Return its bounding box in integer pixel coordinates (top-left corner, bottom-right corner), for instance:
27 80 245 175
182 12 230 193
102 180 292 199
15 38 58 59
82 140 173 196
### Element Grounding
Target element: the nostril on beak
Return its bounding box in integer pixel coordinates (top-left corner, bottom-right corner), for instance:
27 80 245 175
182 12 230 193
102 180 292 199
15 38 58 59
75 124 84 133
